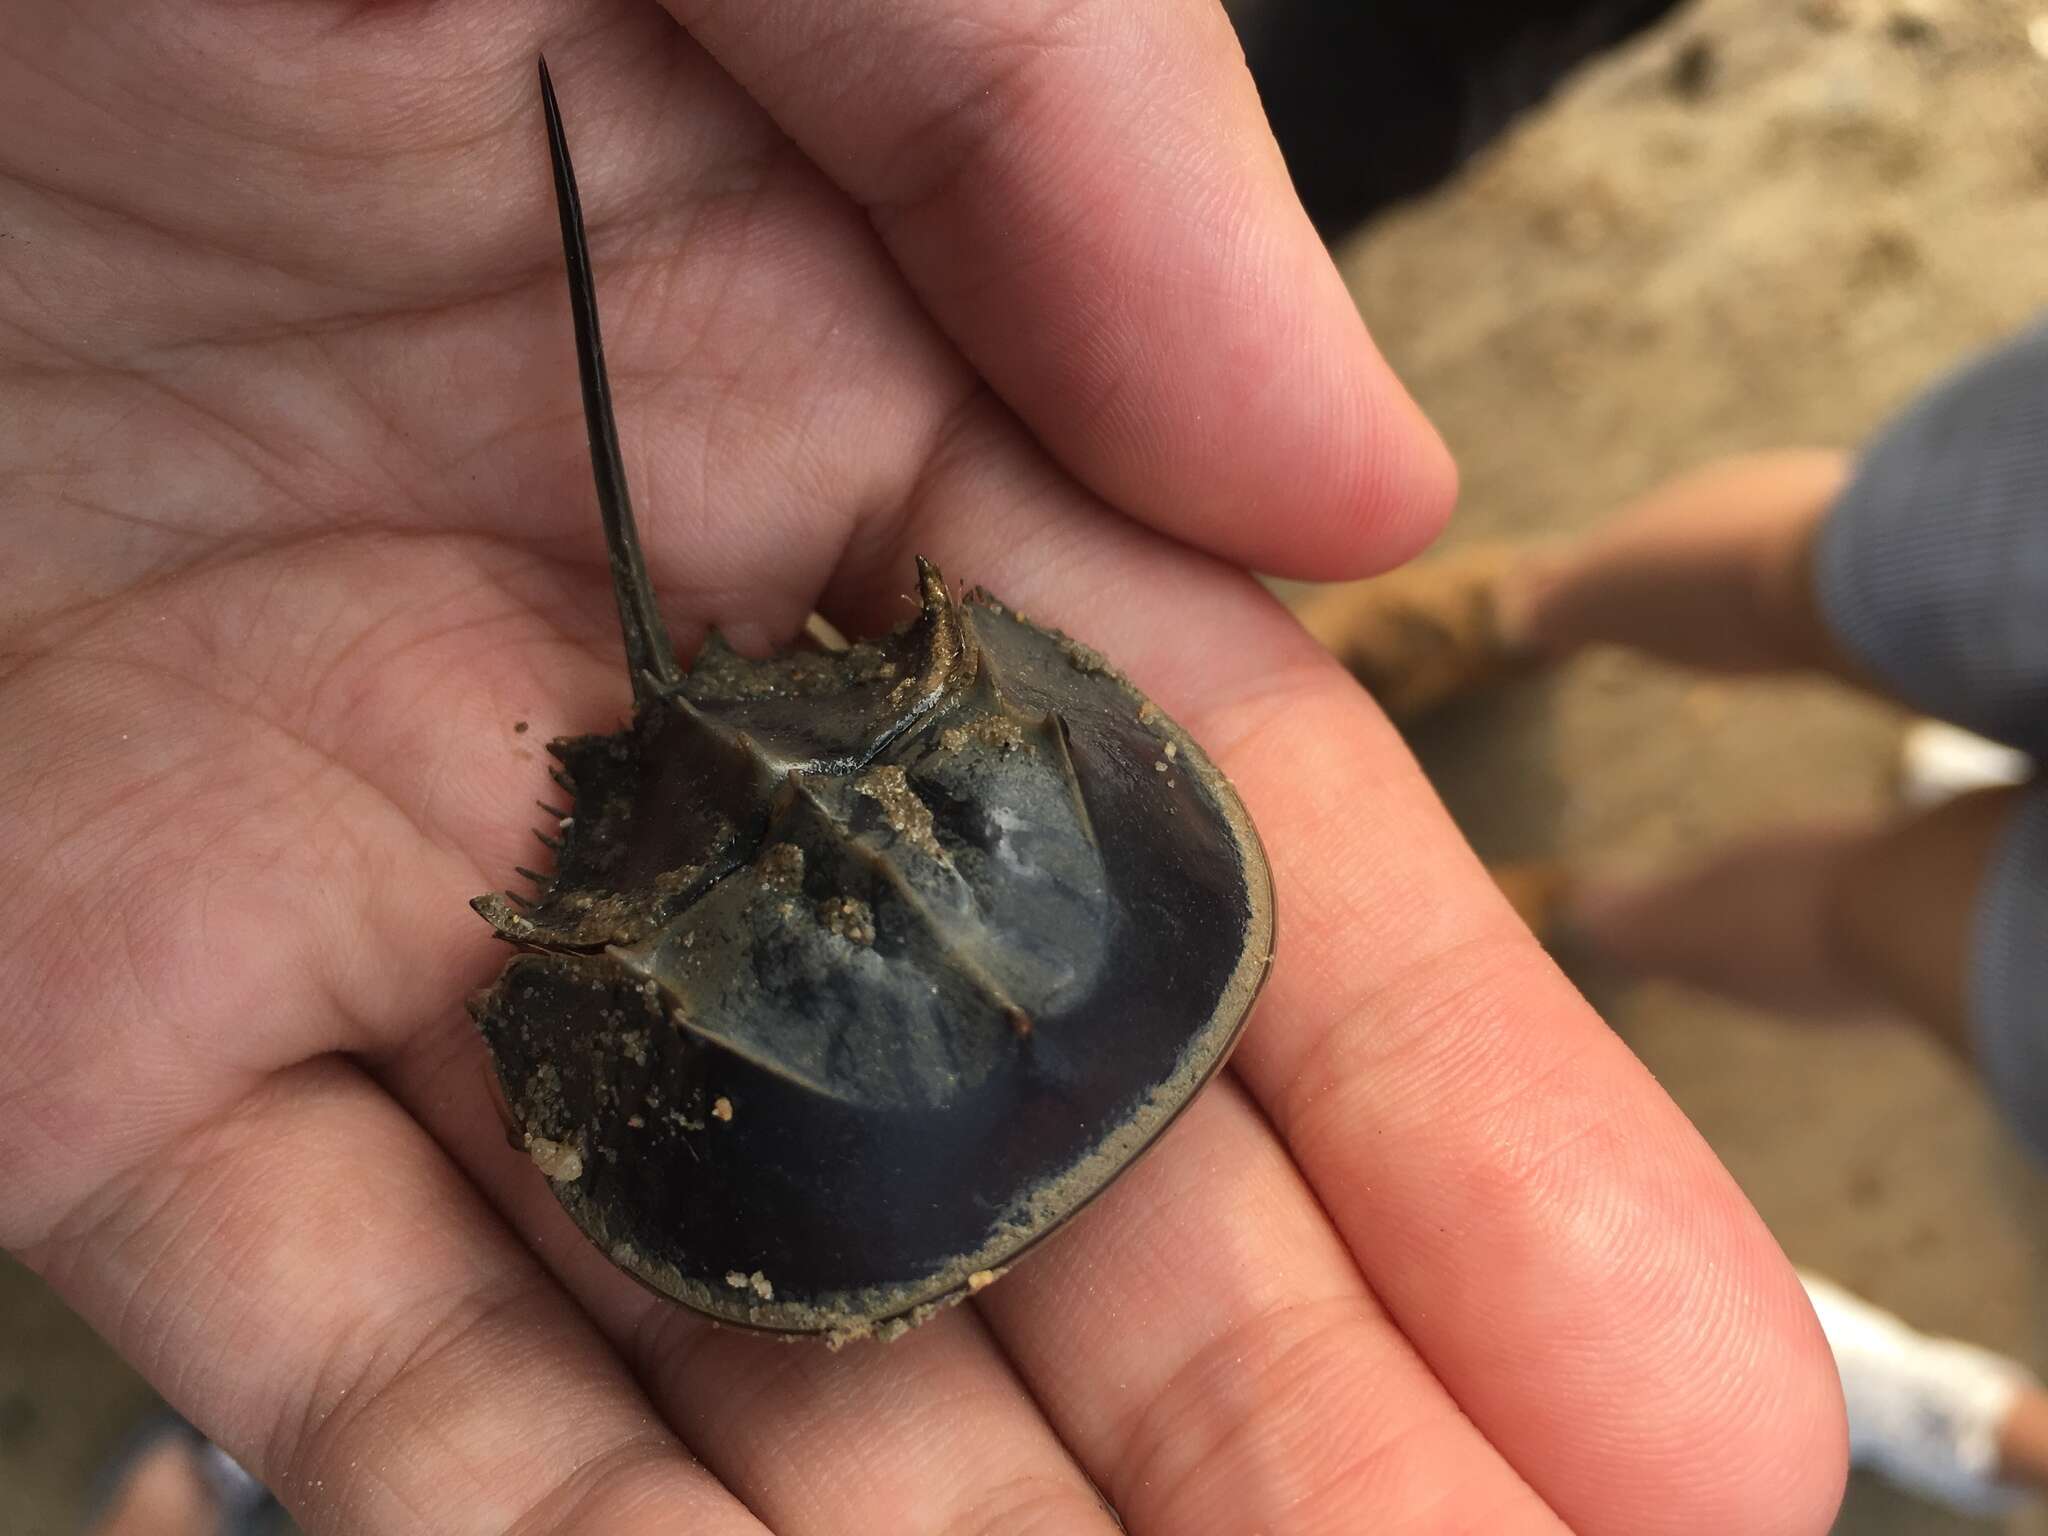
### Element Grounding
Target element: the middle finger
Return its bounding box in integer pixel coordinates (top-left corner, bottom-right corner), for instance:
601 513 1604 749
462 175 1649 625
814 405 1574 1533
976 1076 1570 1534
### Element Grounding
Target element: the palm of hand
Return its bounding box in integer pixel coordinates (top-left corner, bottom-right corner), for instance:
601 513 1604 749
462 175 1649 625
1 4 1843 1533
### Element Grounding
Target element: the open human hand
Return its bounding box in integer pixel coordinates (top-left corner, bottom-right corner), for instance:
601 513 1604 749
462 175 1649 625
1 3 1844 1531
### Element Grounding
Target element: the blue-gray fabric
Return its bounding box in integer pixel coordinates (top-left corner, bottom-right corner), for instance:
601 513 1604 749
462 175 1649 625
1975 791 2048 1165
1815 317 2048 1163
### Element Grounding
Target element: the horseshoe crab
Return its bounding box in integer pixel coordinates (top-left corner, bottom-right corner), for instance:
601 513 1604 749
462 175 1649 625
468 61 1275 1341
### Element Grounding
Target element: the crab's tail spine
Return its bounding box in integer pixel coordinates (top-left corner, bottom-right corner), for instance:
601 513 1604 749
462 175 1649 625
538 56 680 705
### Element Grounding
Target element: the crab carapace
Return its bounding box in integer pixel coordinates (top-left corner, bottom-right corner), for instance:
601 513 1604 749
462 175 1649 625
468 60 1275 1341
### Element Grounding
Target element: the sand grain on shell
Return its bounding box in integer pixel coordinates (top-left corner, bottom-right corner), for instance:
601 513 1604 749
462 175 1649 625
854 764 945 859
525 1134 583 1182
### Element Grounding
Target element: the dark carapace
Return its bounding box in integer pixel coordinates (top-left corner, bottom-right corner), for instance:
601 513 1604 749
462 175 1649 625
468 61 1274 1341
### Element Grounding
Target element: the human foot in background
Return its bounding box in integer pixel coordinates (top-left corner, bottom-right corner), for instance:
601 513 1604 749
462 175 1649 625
1489 861 1575 939
1294 543 1550 719
1800 1272 2046 1515
1897 718 2034 810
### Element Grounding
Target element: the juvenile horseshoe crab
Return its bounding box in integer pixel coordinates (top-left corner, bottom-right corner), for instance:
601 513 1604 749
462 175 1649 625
469 62 1275 1341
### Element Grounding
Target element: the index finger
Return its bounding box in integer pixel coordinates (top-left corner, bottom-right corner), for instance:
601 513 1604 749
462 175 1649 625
661 0 1456 579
